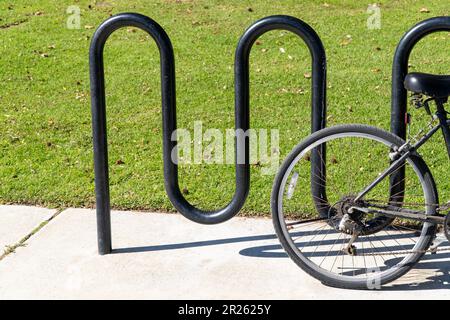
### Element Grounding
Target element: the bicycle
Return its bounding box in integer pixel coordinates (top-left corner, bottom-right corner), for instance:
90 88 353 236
271 72 450 289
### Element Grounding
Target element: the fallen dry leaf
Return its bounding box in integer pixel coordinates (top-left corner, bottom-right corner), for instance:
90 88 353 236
75 92 87 100
340 35 352 46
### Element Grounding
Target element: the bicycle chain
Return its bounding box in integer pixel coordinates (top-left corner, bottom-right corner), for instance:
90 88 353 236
365 199 450 212
353 200 450 256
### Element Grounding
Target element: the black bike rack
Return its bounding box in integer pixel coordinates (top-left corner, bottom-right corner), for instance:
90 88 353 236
90 13 327 255
390 16 450 201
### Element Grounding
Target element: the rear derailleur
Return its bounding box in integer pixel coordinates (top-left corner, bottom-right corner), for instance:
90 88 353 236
338 214 363 256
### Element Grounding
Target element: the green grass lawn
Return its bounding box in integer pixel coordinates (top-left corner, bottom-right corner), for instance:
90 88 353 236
0 0 449 215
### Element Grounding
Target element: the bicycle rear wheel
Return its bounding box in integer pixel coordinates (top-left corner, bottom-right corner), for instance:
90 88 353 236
272 124 438 289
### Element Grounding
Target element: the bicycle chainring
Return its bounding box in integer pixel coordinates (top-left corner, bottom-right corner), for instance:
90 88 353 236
328 196 367 235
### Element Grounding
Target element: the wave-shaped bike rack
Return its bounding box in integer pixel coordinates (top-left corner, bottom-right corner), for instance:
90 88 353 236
390 16 450 202
90 13 327 255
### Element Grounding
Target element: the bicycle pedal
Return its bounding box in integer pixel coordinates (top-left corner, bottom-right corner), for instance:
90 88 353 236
343 245 357 256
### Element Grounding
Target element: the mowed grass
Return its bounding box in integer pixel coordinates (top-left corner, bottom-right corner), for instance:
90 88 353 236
0 0 449 215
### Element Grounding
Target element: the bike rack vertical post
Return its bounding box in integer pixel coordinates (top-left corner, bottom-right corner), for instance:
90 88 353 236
90 13 175 255
90 13 327 255
390 16 450 201
236 16 328 217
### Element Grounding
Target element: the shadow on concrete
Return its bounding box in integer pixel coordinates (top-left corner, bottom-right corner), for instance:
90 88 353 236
383 252 450 291
113 230 449 291
239 243 450 291
111 233 278 254
113 228 415 256
239 243 287 258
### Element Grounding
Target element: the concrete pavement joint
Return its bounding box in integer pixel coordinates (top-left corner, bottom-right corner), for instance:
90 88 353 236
0 207 64 262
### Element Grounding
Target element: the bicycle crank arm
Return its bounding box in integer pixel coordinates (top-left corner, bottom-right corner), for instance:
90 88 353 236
349 206 445 225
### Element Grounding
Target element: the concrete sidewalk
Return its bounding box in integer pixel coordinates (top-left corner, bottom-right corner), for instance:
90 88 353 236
0 205 449 299
0 206 56 254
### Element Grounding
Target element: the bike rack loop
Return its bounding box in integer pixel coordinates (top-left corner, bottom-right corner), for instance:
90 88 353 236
90 13 327 255
390 16 450 201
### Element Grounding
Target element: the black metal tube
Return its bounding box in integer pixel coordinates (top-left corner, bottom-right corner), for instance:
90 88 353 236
234 15 328 217
90 13 327 255
90 13 176 255
391 16 450 139
436 105 450 159
169 15 328 224
390 16 450 204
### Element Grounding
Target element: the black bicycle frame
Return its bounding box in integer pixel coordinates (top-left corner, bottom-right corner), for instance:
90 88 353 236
351 117 449 227
390 16 450 202
356 118 449 203
436 103 450 158
90 13 327 255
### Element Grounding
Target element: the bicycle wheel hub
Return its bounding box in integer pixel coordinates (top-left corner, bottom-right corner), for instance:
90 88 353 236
330 196 367 234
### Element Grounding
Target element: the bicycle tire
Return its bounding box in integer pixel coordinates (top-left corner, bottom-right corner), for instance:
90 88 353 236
271 124 438 289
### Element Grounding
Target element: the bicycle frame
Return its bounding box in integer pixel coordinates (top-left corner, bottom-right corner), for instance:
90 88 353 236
352 109 450 225
436 101 450 157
